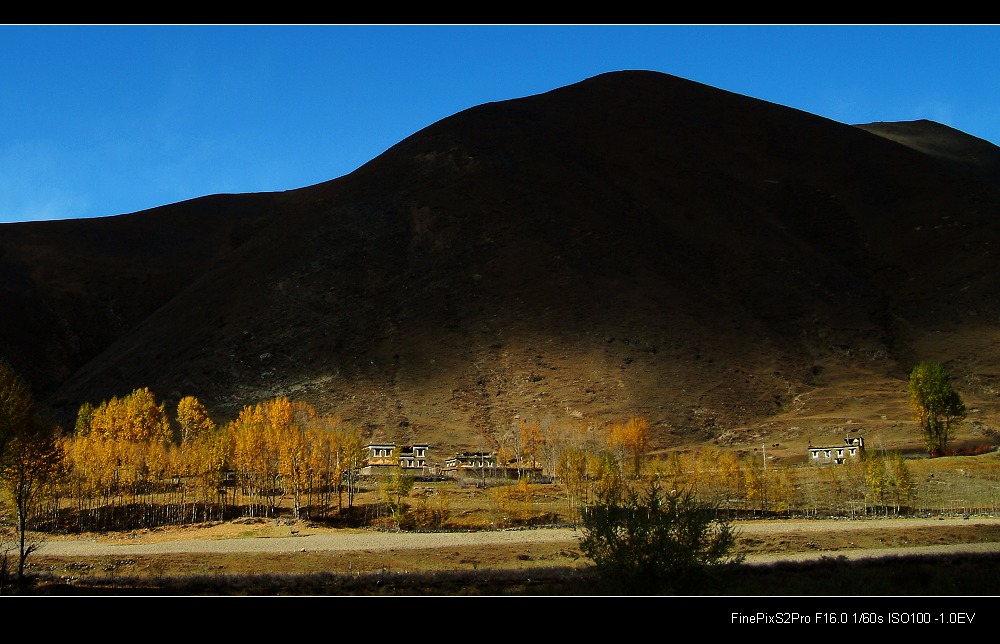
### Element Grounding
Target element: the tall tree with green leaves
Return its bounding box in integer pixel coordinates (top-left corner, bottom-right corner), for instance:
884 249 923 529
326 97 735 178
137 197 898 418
908 362 966 457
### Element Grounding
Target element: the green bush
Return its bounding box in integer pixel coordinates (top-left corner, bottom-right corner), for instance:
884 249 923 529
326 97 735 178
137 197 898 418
579 480 743 594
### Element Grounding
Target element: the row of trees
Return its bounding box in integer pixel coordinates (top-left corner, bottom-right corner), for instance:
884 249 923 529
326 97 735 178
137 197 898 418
551 441 917 524
0 364 375 586
63 391 370 527
4 380 658 538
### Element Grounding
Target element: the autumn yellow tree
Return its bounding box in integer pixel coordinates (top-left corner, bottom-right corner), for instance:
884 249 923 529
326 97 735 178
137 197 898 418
657 451 687 492
772 466 797 516
226 397 319 518
333 422 366 511
717 450 743 516
229 404 271 516
888 452 914 513
606 421 628 478
176 396 216 444
273 399 315 519
693 447 723 503
380 466 415 528
82 387 172 444
0 359 60 584
0 358 36 471
520 419 542 472
60 432 113 514
864 453 887 514
309 420 362 517
557 446 591 523
186 424 233 518
743 455 766 515
70 388 174 518
607 417 650 479
488 477 535 528
592 453 625 504
822 460 846 515
536 419 571 482
2 419 60 583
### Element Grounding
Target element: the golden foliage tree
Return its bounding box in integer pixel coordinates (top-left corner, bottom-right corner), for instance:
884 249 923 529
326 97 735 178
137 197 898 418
380 466 415 528
888 452 914 512
557 446 592 523
717 450 743 515
2 420 60 581
229 404 271 516
606 416 650 479
743 458 766 515
333 421 366 511
186 423 233 514
0 359 59 582
772 467 797 516
520 419 542 471
82 387 172 445
176 396 216 444
0 358 35 468
274 399 315 519
864 453 887 513
489 477 535 528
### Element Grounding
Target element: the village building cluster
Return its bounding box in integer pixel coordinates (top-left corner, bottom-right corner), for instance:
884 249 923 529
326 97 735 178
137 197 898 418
359 443 545 481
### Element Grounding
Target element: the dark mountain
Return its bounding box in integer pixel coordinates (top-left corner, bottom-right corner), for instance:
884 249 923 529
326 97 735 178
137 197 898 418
5 70 1000 461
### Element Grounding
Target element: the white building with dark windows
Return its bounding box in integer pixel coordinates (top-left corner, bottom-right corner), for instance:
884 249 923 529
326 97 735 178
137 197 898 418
808 436 865 465
360 442 430 475
441 450 544 481
398 444 429 471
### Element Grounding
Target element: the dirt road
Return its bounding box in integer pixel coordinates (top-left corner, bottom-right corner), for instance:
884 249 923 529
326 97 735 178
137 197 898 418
34 515 1000 564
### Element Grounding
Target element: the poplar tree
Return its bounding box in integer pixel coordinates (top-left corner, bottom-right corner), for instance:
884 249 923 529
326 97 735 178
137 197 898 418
0 359 34 469
908 362 966 457
176 396 216 444
0 358 58 583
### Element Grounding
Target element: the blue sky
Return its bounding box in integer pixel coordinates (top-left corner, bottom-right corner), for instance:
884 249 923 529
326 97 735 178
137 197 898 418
2 24 998 224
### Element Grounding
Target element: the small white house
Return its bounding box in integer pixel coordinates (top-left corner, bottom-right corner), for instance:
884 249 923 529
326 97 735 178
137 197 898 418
808 436 865 465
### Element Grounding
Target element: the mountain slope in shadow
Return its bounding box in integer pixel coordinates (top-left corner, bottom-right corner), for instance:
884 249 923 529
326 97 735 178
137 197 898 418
6 70 1000 460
